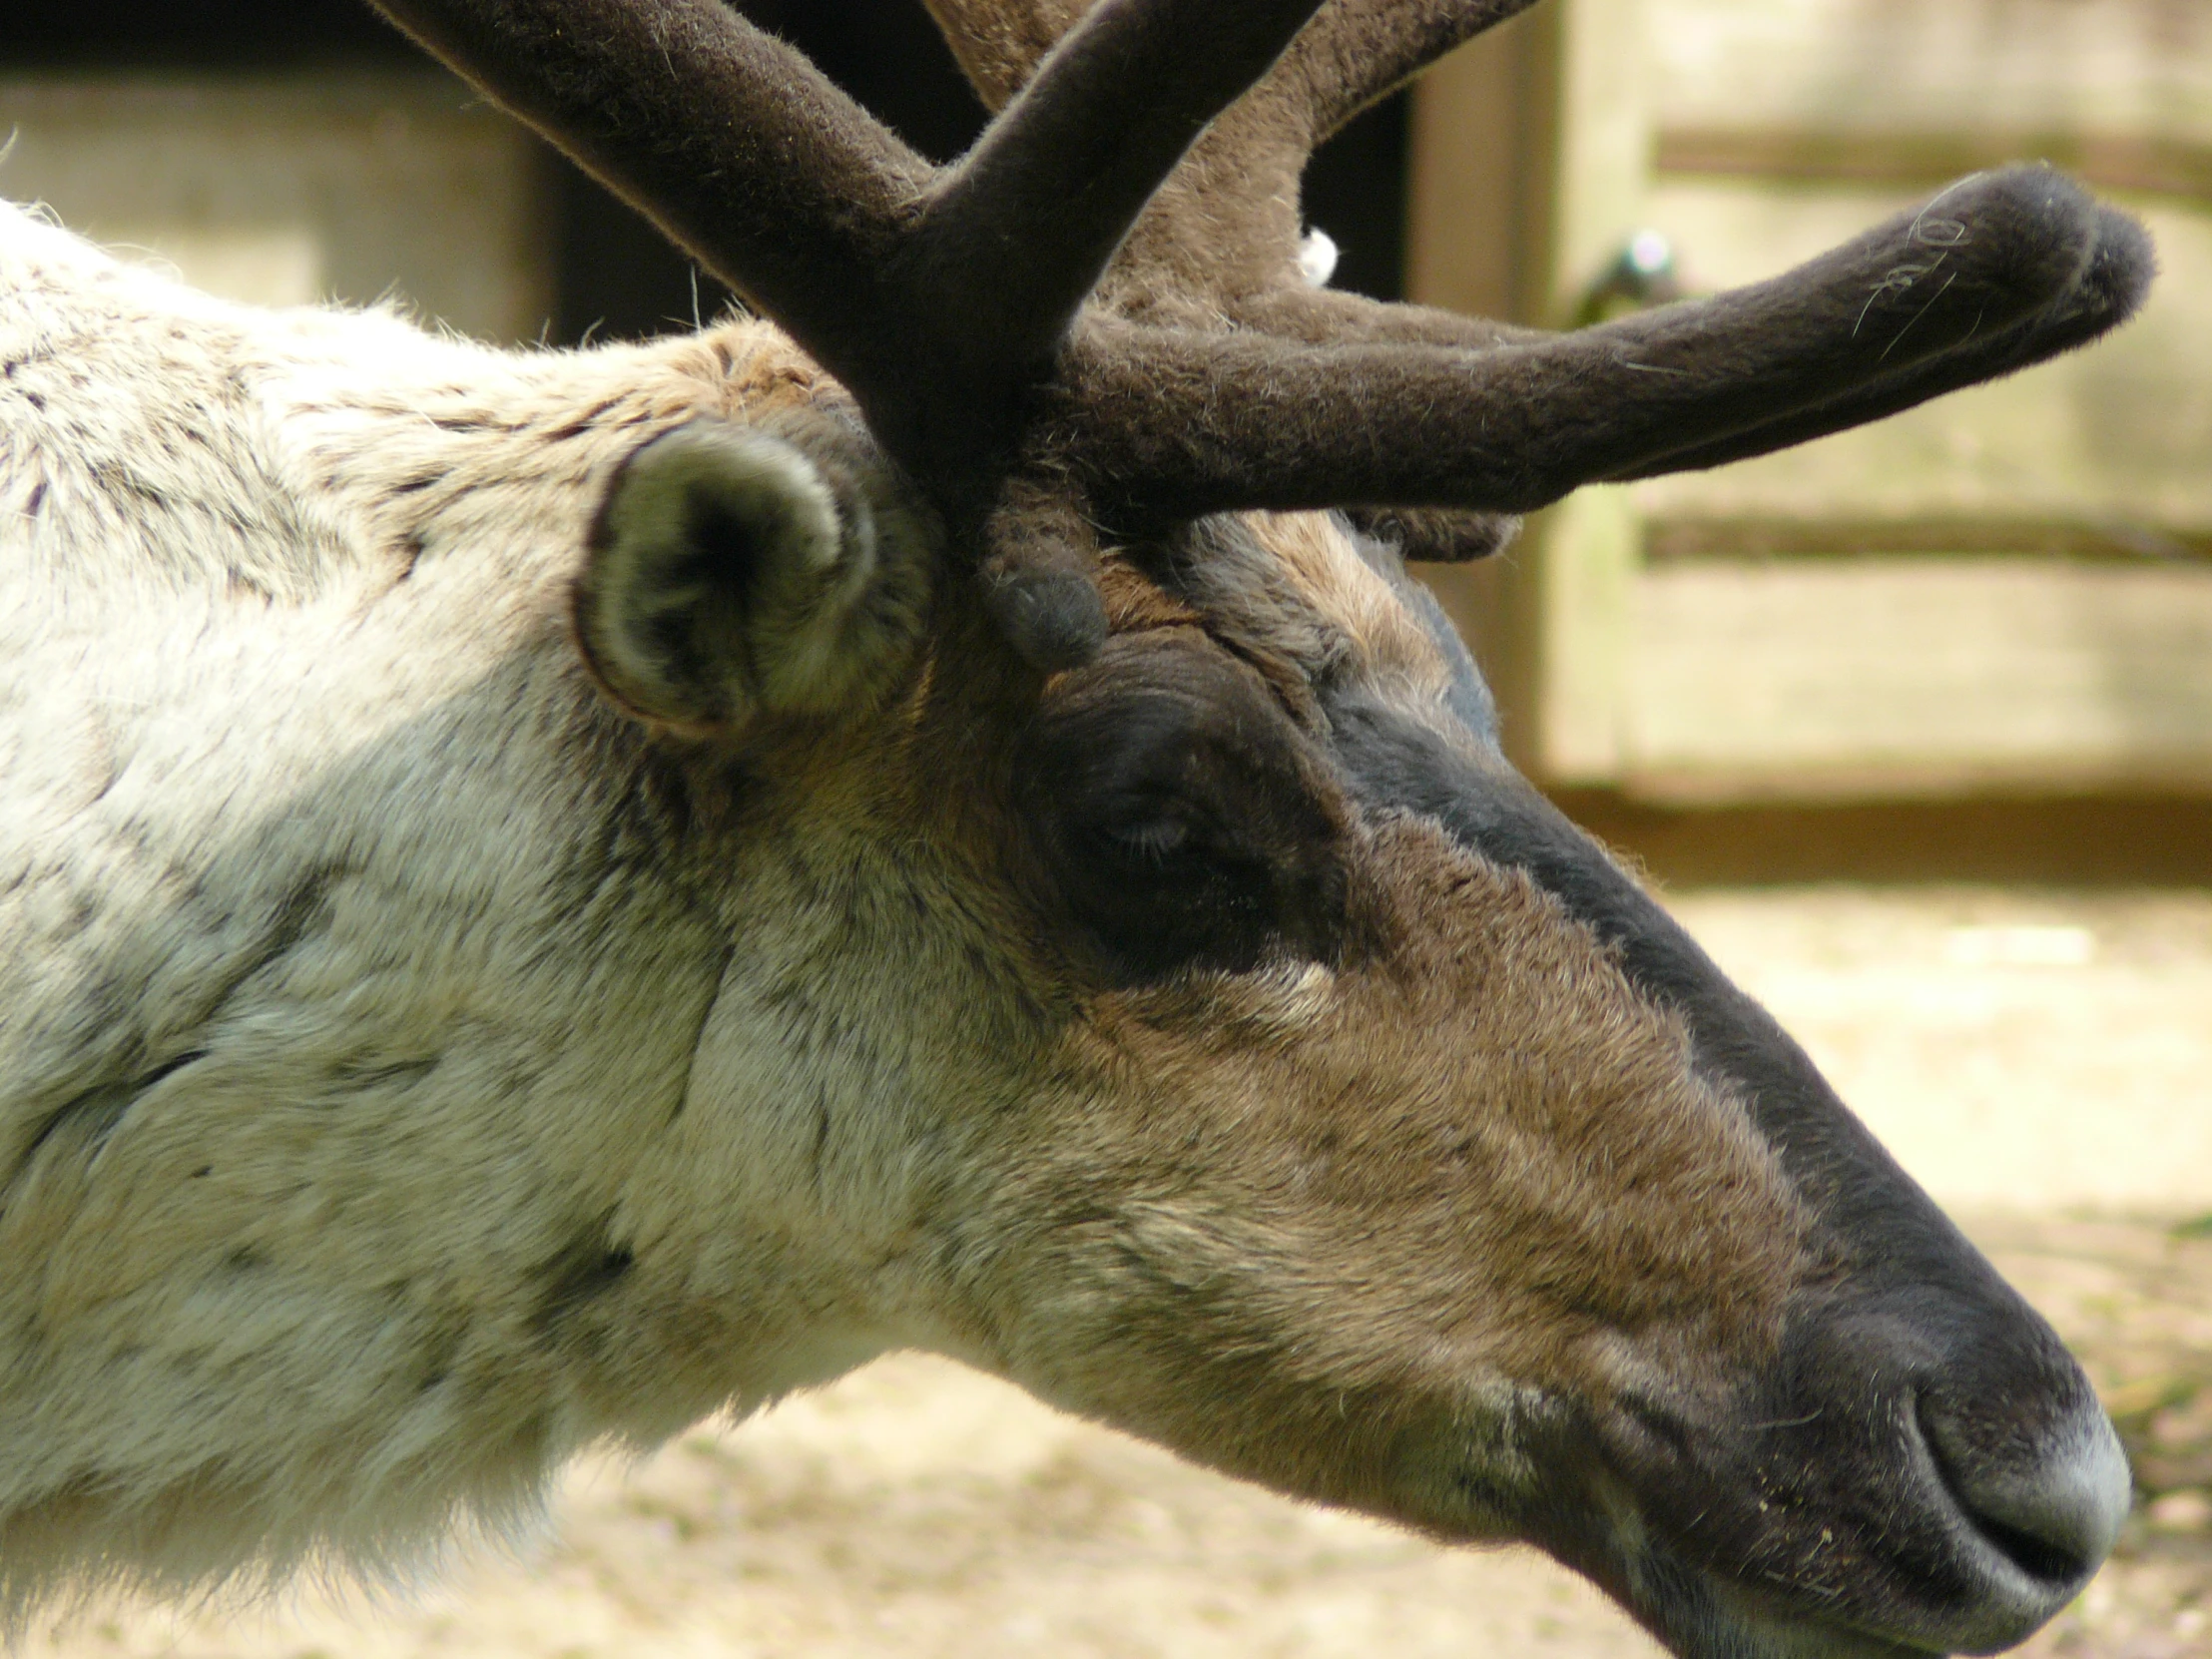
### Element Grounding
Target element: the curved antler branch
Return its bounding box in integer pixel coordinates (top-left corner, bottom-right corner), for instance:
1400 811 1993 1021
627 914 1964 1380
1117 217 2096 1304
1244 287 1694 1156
920 0 1546 313
1283 0 1543 141
367 0 1320 480
1603 205 2157 481
922 0 1541 140
909 0 1329 415
1061 169 2137 521
917 0 1080 112
366 0 925 375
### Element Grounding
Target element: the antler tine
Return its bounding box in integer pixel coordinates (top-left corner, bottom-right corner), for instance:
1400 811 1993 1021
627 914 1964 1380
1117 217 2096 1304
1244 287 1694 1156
1605 205 2157 480
919 0 1081 112
921 0 1332 416
1058 168 2151 524
919 0 1546 314
921 1 1541 154
1283 0 1544 143
366 0 1322 483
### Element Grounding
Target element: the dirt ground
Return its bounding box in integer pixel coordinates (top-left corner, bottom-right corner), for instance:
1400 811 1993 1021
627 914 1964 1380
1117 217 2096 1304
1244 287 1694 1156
22 888 2212 1659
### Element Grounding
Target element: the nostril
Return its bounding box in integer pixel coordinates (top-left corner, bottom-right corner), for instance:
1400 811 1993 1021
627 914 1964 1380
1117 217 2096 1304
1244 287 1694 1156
1916 1392 2131 1586
1971 1511 2095 1585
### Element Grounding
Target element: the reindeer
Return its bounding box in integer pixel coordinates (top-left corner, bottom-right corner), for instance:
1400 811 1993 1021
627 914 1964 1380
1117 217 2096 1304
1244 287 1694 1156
0 0 2158 1653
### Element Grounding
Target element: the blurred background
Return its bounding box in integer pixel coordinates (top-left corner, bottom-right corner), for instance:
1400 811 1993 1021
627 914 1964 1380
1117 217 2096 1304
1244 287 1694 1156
3 2 2210 1655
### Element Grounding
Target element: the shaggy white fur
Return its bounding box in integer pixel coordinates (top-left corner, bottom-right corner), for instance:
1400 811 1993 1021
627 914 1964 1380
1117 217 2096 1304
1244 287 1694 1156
0 201 964 1627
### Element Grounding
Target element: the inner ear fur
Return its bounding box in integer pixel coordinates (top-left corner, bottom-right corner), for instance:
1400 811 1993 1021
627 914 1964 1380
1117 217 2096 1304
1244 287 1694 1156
574 412 938 737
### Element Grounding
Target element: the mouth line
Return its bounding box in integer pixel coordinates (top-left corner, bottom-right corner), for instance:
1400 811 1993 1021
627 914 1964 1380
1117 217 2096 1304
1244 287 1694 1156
1586 1473 2081 1659
1469 1395 2098 1659
1633 1560 1962 1659
1619 1509 2086 1659
1576 1384 2114 1657
1616 1511 2105 1659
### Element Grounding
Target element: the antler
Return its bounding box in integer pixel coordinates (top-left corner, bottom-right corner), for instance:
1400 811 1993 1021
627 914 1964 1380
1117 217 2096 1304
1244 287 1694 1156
947 3 2151 522
920 1 1540 311
366 0 1321 463
369 0 1338 660
1058 168 2140 516
364 0 2155 665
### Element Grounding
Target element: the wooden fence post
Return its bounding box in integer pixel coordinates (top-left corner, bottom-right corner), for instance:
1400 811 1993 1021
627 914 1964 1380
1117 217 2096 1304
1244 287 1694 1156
1405 0 1653 785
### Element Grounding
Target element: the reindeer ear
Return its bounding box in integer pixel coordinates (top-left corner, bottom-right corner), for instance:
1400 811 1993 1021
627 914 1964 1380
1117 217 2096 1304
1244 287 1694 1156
574 415 936 737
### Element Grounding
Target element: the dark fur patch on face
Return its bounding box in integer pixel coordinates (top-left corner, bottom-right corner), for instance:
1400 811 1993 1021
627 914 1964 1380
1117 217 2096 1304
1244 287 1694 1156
1015 628 1354 984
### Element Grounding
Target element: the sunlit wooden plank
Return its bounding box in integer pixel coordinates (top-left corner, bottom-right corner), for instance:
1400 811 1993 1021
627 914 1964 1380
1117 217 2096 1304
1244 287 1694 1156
1624 558 2212 800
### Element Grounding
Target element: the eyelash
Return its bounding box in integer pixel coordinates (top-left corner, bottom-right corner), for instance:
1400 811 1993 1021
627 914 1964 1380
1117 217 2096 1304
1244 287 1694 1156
1109 817 1192 862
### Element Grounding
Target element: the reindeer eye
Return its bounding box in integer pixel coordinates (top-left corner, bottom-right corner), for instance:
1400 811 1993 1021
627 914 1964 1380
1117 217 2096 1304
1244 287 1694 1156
1103 809 1193 863
1016 634 1349 984
1053 795 1280 979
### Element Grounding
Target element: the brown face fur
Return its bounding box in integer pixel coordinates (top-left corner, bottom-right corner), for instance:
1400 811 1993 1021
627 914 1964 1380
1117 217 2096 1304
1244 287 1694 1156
831 506 1805 1552
630 484 2107 1658
979 818 1810 1490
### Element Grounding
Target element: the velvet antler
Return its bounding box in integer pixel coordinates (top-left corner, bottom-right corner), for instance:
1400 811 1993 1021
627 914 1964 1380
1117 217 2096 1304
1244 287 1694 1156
363 0 2155 664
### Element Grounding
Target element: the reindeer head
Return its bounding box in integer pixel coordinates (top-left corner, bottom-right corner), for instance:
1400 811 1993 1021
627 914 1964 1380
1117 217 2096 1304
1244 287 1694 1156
352 2 2152 1654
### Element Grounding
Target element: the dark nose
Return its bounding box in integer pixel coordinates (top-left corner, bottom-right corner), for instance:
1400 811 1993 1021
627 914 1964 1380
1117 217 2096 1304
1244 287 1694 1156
1796 1292 2131 1654
1918 1378 2130 1612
